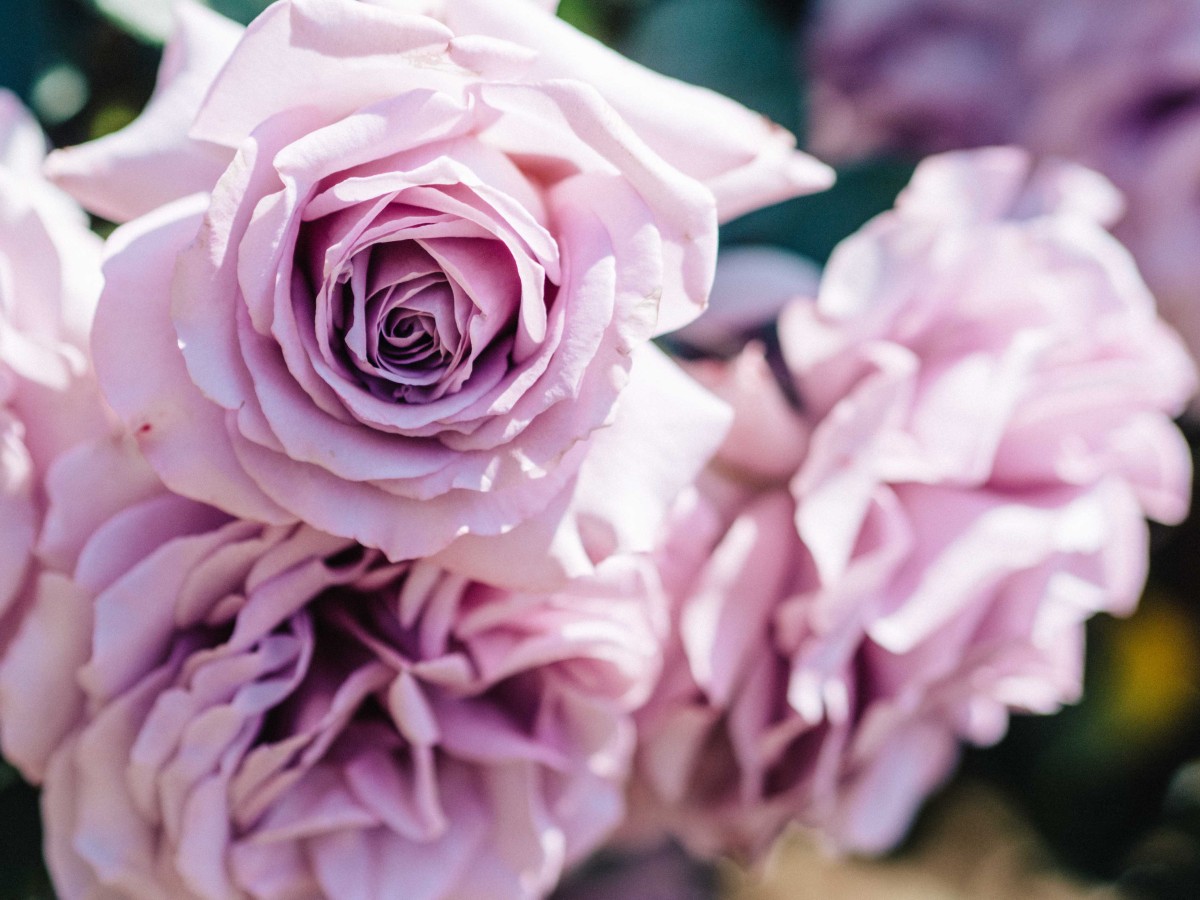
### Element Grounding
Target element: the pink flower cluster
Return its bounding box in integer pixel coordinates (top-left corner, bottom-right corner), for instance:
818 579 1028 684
629 148 1194 857
809 0 1200 411
0 1 1191 897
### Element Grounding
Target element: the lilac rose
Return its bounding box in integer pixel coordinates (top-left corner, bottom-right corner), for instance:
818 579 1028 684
0 92 106 651
0 434 667 899
809 0 1200 412
807 0 1044 161
1022 1 1200 412
628 149 1195 857
48 0 827 580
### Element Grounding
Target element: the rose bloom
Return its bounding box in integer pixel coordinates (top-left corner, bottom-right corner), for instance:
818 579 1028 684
809 0 1200 412
806 0 1044 161
1021 0 1200 413
0 91 106 653
628 149 1195 857
0 433 666 899
48 0 829 582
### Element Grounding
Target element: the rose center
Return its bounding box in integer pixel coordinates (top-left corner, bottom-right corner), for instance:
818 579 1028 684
228 551 541 844
332 243 476 403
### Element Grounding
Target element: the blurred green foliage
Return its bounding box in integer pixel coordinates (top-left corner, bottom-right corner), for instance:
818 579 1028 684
0 3 49 102
622 0 801 134
557 0 612 41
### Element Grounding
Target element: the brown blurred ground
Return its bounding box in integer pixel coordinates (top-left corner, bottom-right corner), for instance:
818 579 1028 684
726 784 1116 900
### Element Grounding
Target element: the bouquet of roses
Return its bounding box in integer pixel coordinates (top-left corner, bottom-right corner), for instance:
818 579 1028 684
0 1 1193 897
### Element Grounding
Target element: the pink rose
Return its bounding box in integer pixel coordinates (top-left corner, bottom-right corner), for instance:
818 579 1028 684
0 92 106 652
629 149 1195 857
1020 1 1200 414
49 0 827 578
809 0 1200 415
807 0 1043 162
1 434 666 898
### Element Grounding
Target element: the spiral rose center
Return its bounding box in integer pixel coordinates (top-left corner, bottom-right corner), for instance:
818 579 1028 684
372 279 457 376
295 158 558 435
329 240 483 404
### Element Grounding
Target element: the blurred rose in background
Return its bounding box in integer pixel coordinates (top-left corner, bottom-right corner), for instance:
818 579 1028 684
809 0 1200 415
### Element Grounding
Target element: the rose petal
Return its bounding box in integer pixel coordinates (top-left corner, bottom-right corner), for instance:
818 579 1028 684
93 195 290 524
45 1 241 221
442 0 834 221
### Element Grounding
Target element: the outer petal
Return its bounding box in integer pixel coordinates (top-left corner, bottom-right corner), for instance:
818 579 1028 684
436 345 732 589
689 345 810 483
0 90 48 176
567 344 732 558
478 79 717 334
682 491 796 706
441 0 835 221
229 428 585 562
189 0 457 149
0 415 35 627
375 0 560 13
894 146 1124 227
37 433 163 574
92 195 290 524
0 573 93 780
45 1 241 221
829 722 959 855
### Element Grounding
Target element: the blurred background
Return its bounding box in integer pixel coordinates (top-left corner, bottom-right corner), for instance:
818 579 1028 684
3 1 1200 897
